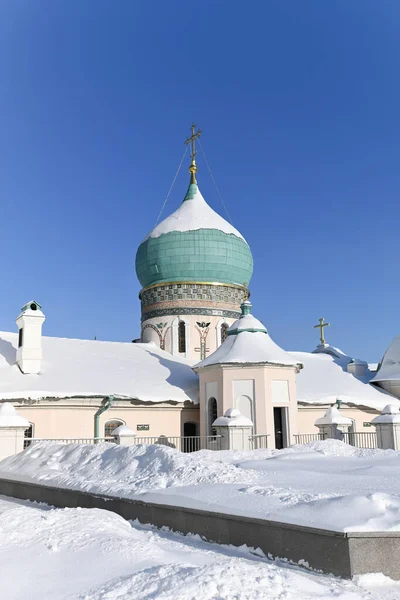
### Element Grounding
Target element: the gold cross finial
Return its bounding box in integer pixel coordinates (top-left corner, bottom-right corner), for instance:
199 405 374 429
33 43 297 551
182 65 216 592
243 283 249 301
313 317 331 345
185 123 202 184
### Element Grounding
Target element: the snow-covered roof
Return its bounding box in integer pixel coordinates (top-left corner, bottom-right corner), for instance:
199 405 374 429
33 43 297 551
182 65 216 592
371 335 400 383
292 350 395 411
0 402 29 427
195 314 301 369
143 184 246 242
0 332 198 404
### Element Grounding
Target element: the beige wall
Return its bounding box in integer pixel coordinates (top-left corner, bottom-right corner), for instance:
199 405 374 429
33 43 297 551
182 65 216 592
297 404 379 434
11 398 200 440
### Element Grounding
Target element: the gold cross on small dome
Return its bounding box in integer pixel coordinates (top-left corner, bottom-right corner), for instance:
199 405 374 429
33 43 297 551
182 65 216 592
314 317 330 345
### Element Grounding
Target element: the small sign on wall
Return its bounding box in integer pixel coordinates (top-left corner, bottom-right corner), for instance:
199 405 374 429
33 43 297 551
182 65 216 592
363 422 372 428
137 424 150 431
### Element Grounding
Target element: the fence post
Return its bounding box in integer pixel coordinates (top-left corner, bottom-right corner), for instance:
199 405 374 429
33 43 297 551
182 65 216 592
213 409 254 451
112 425 137 446
314 406 352 441
371 404 400 450
0 403 30 460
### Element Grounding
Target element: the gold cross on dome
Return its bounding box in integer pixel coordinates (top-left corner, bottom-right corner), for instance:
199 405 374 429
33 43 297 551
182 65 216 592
185 123 202 183
314 317 330 345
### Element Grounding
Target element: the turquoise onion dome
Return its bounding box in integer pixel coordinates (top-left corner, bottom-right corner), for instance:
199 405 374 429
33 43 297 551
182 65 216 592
135 179 254 289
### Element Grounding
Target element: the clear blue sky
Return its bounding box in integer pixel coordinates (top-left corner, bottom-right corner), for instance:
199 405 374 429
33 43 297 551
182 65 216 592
1 0 399 362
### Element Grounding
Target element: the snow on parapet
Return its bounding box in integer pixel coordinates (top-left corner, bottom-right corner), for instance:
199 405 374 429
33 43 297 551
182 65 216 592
143 185 246 242
372 404 400 425
315 406 352 426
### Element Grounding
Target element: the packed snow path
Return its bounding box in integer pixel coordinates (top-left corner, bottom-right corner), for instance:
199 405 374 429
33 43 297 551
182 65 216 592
1 495 400 600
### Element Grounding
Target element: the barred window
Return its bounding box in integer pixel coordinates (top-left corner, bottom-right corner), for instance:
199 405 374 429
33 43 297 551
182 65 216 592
221 323 229 343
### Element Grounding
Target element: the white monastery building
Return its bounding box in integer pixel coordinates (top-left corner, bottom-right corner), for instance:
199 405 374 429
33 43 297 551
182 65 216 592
1 127 399 448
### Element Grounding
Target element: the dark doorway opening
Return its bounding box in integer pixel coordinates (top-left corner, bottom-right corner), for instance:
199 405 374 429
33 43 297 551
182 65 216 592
183 422 200 453
273 407 285 449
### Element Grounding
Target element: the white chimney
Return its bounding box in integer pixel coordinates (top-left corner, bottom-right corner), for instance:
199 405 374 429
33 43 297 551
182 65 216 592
16 300 46 374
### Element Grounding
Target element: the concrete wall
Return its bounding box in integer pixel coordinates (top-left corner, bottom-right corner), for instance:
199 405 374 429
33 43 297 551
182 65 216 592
1 476 399 580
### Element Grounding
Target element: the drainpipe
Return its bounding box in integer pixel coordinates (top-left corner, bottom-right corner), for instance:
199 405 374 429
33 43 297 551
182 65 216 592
94 395 115 441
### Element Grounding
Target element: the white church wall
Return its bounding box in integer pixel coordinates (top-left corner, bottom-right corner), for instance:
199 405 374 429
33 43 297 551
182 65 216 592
141 314 237 361
233 379 255 424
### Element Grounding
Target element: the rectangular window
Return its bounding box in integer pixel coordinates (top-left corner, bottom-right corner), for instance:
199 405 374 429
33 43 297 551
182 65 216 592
18 328 23 348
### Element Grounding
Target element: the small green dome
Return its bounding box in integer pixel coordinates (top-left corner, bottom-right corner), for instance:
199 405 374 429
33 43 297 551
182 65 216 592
135 182 253 289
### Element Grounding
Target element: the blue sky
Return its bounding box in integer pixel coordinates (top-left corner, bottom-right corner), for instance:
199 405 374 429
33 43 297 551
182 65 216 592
1 0 400 361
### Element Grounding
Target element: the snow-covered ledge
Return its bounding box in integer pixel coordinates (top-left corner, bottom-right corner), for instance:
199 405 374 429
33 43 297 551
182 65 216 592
112 425 137 446
0 403 30 460
371 404 400 450
314 406 352 441
213 408 253 451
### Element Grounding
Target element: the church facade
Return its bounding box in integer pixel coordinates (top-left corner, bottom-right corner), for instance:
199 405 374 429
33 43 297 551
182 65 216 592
0 128 399 449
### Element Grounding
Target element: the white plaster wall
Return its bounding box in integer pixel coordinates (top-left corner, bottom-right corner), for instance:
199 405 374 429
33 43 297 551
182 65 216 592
141 314 237 360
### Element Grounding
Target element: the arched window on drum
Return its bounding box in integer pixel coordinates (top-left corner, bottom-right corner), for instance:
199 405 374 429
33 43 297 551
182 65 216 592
178 321 186 354
221 323 229 343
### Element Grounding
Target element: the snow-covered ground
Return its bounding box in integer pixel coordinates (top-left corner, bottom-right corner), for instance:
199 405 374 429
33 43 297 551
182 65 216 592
2 440 400 532
1 494 400 600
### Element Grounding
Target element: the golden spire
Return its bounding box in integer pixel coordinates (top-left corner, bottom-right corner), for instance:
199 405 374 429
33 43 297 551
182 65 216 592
185 123 202 184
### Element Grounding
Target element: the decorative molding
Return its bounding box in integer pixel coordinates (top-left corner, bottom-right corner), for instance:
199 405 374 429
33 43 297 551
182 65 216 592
141 307 241 322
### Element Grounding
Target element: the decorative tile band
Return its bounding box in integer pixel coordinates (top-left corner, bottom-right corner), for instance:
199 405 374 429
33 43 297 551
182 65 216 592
140 282 246 309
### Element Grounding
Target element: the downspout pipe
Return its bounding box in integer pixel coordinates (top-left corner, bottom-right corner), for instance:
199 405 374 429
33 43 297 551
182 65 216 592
94 395 115 441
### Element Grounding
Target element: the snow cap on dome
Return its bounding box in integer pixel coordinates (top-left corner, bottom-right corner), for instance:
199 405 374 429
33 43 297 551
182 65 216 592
144 183 246 242
195 300 302 370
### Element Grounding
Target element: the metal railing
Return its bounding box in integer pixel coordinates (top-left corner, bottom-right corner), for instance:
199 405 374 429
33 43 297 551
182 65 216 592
130 435 222 452
293 433 327 444
342 431 378 449
24 437 111 449
249 434 269 449
23 435 222 453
